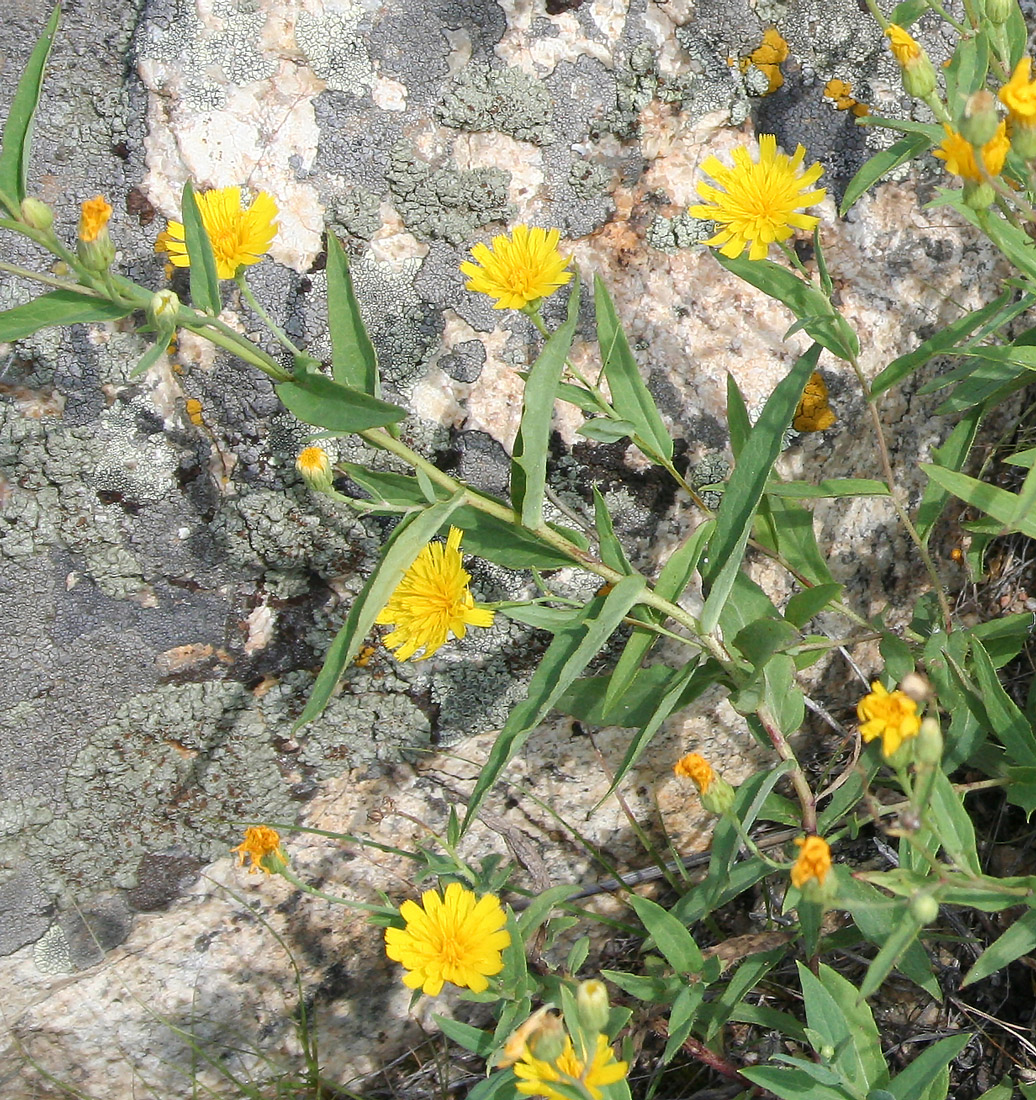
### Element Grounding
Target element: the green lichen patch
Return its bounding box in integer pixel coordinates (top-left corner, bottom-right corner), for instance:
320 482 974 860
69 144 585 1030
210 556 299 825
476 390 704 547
436 62 555 146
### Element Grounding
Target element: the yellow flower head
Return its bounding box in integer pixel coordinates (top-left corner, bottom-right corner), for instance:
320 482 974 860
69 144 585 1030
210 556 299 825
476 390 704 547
79 195 112 243
1000 58 1036 126
513 1032 628 1100
673 752 715 794
375 526 494 661
460 225 573 310
934 121 1010 182
689 135 826 262
885 24 922 67
156 186 278 280
857 680 922 758
791 835 831 889
232 825 287 875
384 881 511 996
296 445 334 493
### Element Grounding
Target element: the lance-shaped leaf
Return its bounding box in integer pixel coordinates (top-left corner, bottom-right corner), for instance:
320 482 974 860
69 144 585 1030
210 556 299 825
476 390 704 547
0 3 60 212
181 181 221 315
511 270 580 529
326 232 379 394
277 364 405 432
0 289 133 342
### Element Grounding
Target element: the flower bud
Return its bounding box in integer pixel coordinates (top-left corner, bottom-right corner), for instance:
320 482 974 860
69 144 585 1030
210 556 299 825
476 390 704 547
147 289 181 330
909 892 940 925
960 90 1001 148
986 0 1014 25
886 26 937 99
576 980 610 1034
1011 125 1036 161
20 197 54 232
527 1012 567 1062
296 446 335 494
914 717 943 767
77 195 115 271
963 180 997 211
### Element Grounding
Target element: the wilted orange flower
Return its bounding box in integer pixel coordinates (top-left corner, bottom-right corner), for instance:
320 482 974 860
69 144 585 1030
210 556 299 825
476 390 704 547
791 835 831 889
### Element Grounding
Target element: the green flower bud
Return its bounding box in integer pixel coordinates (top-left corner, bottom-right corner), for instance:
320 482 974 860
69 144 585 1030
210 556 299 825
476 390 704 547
902 54 937 99
576 979 610 1034
909 892 939 925
701 774 737 816
20 197 54 232
986 0 1014 25
914 717 943 767
1011 123 1036 161
960 91 1001 148
296 446 335 494
147 289 181 330
527 1013 567 1062
963 180 997 211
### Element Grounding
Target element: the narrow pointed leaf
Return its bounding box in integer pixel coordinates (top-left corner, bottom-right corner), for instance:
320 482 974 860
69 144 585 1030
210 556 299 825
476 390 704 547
0 2 60 211
277 367 405 432
294 494 465 729
962 906 1036 987
325 232 379 394
840 133 933 215
512 271 580 529
0 289 133 341
181 181 221 315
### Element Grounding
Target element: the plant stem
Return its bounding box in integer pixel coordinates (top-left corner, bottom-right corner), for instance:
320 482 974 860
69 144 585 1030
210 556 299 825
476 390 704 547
757 705 817 834
236 272 306 357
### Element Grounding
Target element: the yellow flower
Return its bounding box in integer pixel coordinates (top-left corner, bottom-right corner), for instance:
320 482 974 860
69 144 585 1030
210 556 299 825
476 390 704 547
384 881 510 996
513 1033 628 1100
1000 58 1036 125
296 446 334 493
885 24 922 67
460 225 573 310
934 121 1010 182
78 195 112 243
232 826 287 875
857 680 922 758
375 526 494 661
689 134 826 261
673 752 715 794
791 835 831 889
156 186 278 280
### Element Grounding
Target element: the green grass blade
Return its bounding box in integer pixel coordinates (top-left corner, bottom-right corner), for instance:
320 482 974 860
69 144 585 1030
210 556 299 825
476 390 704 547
700 344 820 634
0 288 133 341
595 274 673 461
294 493 465 729
325 232 378 394
512 270 580 529
181 181 221 314
460 572 646 833
0 2 60 213
764 478 890 498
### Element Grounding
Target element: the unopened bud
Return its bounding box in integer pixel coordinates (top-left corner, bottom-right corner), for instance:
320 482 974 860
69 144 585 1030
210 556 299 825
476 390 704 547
899 672 930 704
20 197 54 232
77 195 115 271
886 25 937 99
914 717 943 767
147 289 181 330
909 892 940 925
296 446 335 494
963 180 997 211
960 91 1001 148
1012 125 1036 161
701 774 737 816
576 979 610 1034
527 1012 567 1062
986 0 1014 25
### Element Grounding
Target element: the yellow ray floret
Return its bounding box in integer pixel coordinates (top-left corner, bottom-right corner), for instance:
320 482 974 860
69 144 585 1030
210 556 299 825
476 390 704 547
461 224 573 310
689 134 826 261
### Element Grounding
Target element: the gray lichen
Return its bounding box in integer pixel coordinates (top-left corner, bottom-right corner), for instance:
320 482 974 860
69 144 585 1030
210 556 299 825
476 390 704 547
295 10 373 94
647 212 714 253
328 187 382 242
386 141 514 246
436 62 555 146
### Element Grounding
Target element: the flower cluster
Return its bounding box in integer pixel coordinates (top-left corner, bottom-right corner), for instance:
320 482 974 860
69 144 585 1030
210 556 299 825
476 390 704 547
384 882 510 996
376 526 494 661
857 680 922 759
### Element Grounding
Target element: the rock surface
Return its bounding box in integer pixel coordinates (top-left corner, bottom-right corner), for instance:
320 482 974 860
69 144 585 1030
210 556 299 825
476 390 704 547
0 0 1008 1094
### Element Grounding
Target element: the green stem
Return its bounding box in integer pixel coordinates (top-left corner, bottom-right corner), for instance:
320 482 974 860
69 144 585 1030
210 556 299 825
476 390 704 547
195 313 294 381
0 258 104 295
757 705 817 834
277 865 395 916
236 272 306 357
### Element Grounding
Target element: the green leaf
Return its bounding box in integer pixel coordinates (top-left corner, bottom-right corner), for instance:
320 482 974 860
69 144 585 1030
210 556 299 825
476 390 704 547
757 496 835 586
700 344 821 633
762 653 804 736
840 133 933 215
871 291 1013 397
593 487 635 575
740 1065 857 1100
1004 0 1028 67
885 1035 971 1100
714 255 858 362
662 984 704 1063
516 883 579 938
962 905 1036 987
890 0 929 27
726 372 752 459
859 911 924 999
921 462 1036 539
0 289 133 342
325 233 379 394
498 604 580 632
970 637 1036 767
433 1015 495 1057
454 506 587 570
802 962 887 1092
277 366 406 433
785 583 842 627
0 2 60 212
976 1079 1016 1100
944 30 989 118
916 407 982 545
558 662 714 728
294 495 465 729
129 338 173 380
626 894 703 974
512 272 580 529
466 1071 524 1100
595 274 673 460
180 181 222 314
765 478 890 498
460 573 646 833
578 417 638 443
